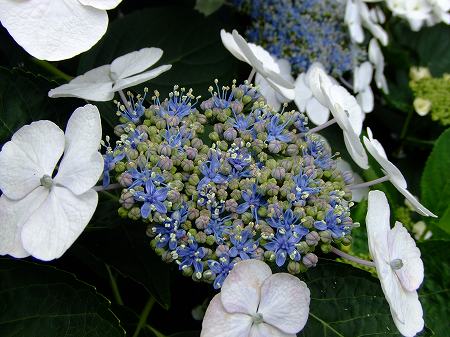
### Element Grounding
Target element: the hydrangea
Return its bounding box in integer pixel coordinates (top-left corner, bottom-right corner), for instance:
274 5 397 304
231 0 364 77
106 81 357 289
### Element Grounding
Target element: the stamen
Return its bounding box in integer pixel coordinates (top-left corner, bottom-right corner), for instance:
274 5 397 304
390 259 403 270
251 313 264 324
40 174 53 189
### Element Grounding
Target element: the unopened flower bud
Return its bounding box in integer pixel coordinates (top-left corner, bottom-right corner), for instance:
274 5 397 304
305 231 320 246
286 144 299 156
195 215 210 230
119 191 134 209
272 167 286 180
287 261 301 275
319 230 332 243
230 100 243 113
268 140 282 153
186 147 198 160
413 97 432 116
191 138 203 149
410 66 431 81
159 144 172 156
159 156 173 170
128 206 141 220
223 128 238 141
303 253 318 268
118 172 132 187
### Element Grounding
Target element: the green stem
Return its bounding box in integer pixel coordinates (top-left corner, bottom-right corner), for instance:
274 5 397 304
404 137 436 146
145 325 167 337
400 109 414 140
106 264 124 306
32 58 73 81
132 296 156 337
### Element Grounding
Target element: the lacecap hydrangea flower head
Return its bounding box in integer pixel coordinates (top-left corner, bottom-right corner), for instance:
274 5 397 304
104 79 359 289
231 0 365 77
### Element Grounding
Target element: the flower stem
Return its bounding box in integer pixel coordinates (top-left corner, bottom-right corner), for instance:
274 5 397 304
247 68 256 83
307 118 337 134
348 175 389 190
330 247 375 268
32 58 73 81
400 109 414 140
93 183 122 192
132 296 156 337
118 89 132 109
106 264 124 306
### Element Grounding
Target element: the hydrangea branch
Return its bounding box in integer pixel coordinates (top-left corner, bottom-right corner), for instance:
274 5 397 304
330 246 375 268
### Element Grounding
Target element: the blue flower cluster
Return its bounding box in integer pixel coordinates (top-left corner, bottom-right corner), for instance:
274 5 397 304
232 0 363 76
104 81 356 289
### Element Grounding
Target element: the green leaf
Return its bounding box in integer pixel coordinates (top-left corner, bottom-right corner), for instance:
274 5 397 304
78 223 172 310
79 7 239 99
418 240 450 337
299 261 400 336
0 258 124 337
415 24 450 76
0 67 78 143
421 128 450 233
194 0 225 16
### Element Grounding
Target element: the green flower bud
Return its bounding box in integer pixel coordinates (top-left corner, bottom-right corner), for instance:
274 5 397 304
117 207 129 218
230 189 241 201
206 235 216 245
209 131 220 142
296 241 310 254
188 174 200 186
319 230 332 244
115 161 126 173
320 243 332 253
182 266 193 277
287 261 301 275
191 138 203 149
128 207 141 220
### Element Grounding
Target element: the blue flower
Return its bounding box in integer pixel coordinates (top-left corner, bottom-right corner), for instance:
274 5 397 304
236 184 267 222
208 255 236 289
266 209 309 239
205 214 232 244
292 171 320 205
266 115 292 142
229 229 259 260
127 166 164 189
314 209 350 238
304 138 334 170
265 231 302 267
155 87 197 120
119 91 147 123
198 152 227 190
124 129 146 150
102 148 125 187
133 180 169 218
154 205 189 250
163 126 191 151
229 112 255 134
177 238 206 275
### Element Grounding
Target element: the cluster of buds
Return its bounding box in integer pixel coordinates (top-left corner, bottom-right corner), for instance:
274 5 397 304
103 81 357 289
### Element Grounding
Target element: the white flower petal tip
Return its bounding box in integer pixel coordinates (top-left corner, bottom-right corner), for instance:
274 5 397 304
366 190 425 337
48 49 171 101
363 128 436 217
220 29 294 101
201 260 310 337
0 104 103 261
0 0 122 61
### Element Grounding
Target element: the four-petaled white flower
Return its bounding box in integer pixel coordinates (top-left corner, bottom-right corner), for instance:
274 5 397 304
0 104 104 261
0 0 122 61
48 48 172 102
366 190 424 337
201 259 310 337
368 38 389 94
256 58 294 111
308 66 369 169
354 61 375 113
363 128 437 217
345 0 389 46
220 29 295 103
294 63 333 126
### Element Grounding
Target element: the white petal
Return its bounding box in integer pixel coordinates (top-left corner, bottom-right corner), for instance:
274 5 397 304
249 323 296 337
307 66 333 107
0 189 49 258
48 65 114 101
357 88 374 113
363 128 407 188
110 48 164 81
258 274 310 334
0 0 108 61
112 64 172 92
391 183 437 217
305 98 330 126
294 73 312 111
328 85 364 135
248 43 280 74
232 30 266 75
344 130 369 169
21 187 98 261
373 242 424 337
388 222 424 291
366 190 390 259
201 294 252 337
256 74 282 111
221 259 272 315
0 121 64 200
354 62 373 91
220 29 248 63
78 0 123 10
55 105 103 195
265 76 295 101
345 0 364 43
